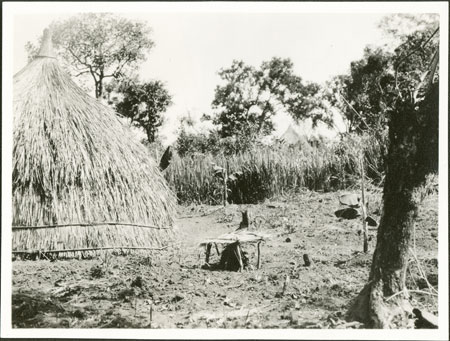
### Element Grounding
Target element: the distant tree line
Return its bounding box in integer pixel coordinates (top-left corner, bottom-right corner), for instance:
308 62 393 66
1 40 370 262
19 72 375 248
27 13 439 154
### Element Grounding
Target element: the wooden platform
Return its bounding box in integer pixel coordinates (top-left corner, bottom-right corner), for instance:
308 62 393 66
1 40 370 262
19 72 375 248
200 231 270 270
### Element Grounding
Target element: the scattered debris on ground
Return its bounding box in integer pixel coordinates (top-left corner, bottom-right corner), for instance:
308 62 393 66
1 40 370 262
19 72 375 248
11 190 438 329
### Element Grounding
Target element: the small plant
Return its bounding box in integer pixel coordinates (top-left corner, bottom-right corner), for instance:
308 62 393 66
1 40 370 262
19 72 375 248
285 221 296 234
90 265 105 279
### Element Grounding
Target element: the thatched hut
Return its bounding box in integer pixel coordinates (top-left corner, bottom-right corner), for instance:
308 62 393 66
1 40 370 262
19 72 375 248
279 124 302 145
12 29 176 258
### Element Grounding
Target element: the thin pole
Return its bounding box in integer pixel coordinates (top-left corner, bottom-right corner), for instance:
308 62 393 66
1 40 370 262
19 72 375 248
12 222 168 230
360 156 368 253
214 243 221 256
205 243 212 263
256 242 261 269
12 245 169 255
235 243 243 272
223 160 228 207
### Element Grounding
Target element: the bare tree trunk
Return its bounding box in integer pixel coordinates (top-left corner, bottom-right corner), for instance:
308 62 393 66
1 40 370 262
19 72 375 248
347 82 438 328
145 127 155 144
94 77 104 99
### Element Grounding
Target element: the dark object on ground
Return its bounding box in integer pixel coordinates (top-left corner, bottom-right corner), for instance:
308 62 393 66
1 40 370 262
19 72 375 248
266 204 280 208
159 146 172 171
219 242 249 271
303 254 311 267
131 276 143 288
201 263 211 270
416 273 438 289
90 265 105 279
12 292 65 325
365 216 378 227
172 294 184 303
335 208 360 219
285 237 291 243
338 194 360 208
413 308 438 329
236 210 251 231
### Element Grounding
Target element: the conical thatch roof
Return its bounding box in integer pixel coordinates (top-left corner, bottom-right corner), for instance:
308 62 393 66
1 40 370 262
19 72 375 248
279 124 302 145
12 29 176 257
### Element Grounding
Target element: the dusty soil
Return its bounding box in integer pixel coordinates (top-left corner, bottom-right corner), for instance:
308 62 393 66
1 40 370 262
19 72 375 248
11 190 438 329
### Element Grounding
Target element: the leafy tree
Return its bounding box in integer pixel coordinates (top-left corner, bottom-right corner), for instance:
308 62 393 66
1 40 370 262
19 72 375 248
175 123 261 157
26 13 154 98
328 14 439 142
115 79 172 143
327 48 394 135
210 58 328 138
176 128 214 157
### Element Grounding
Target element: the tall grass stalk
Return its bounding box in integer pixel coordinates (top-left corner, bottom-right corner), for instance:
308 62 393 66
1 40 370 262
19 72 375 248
165 134 384 205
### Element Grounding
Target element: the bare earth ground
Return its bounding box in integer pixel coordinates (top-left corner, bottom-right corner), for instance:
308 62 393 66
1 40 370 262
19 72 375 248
11 190 438 329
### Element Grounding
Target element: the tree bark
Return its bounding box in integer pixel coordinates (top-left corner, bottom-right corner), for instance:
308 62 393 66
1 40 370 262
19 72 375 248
347 83 438 328
145 127 155 144
95 78 104 99
97 79 103 99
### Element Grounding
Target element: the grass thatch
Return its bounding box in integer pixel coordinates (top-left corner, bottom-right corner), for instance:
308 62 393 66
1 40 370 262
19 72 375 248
12 31 176 257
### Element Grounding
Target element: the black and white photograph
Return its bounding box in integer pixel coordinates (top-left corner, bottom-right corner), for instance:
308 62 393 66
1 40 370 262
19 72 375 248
1 1 448 339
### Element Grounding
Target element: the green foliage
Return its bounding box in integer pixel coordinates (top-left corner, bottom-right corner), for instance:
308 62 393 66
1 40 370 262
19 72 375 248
26 13 154 98
327 47 394 135
210 58 326 138
115 79 172 143
165 134 384 205
327 14 439 145
175 125 264 157
175 127 219 157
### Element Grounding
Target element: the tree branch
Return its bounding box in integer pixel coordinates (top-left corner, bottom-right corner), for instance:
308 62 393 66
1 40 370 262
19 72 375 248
395 27 439 90
396 27 439 70
73 70 91 77
106 55 135 79
67 47 91 68
339 93 372 132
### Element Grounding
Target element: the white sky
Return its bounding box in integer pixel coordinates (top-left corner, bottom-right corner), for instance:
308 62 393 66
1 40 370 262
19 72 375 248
13 11 389 143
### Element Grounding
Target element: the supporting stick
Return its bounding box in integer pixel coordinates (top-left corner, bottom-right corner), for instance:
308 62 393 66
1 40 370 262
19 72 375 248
360 156 369 253
235 243 243 272
256 242 261 269
149 304 153 328
223 162 228 207
205 243 212 263
13 245 169 255
12 222 168 230
214 243 221 256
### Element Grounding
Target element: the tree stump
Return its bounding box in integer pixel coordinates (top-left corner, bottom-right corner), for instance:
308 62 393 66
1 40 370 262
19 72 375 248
303 253 312 267
237 210 252 230
205 243 212 264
